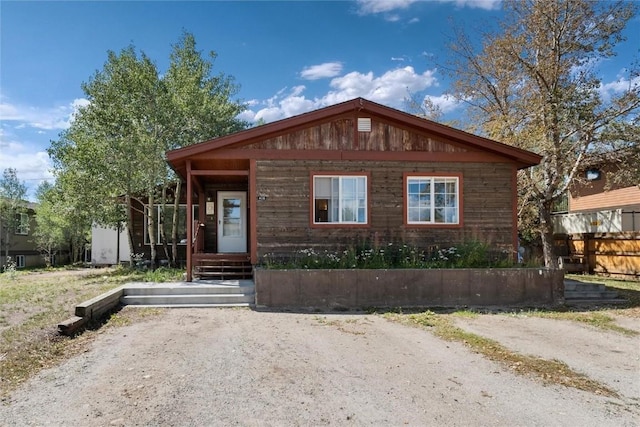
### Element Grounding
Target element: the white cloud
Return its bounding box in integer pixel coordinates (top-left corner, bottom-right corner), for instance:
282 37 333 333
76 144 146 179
356 0 500 15
356 0 418 15
300 62 344 80
0 147 54 200
242 66 439 124
441 0 501 10
423 93 461 114
0 98 89 131
599 74 640 101
329 66 438 104
254 107 285 123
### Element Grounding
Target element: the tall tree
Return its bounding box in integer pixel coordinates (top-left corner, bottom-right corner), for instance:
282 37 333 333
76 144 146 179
33 182 91 266
49 46 163 266
0 169 28 269
445 0 639 266
49 33 247 268
160 32 247 265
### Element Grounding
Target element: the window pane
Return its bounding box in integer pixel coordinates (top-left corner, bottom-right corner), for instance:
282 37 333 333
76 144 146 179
408 194 419 208
408 208 420 222
315 177 331 198
358 207 365 223
342 178 356 198
314 175 367 224
419 208 431 222
446 181 456 193
223 218 241 236
434 208 445 223
445 208 457 223
445 194 457 207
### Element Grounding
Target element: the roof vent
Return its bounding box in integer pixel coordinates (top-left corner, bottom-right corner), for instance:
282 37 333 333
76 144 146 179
357 117 372 132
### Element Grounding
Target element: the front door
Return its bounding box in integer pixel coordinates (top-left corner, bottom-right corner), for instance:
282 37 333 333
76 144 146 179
217 191 247 253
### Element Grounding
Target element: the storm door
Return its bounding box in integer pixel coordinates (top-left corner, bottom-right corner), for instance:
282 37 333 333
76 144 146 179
217 191 247 253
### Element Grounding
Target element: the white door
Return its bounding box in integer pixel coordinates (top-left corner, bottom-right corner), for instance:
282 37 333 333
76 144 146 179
217 192 247 253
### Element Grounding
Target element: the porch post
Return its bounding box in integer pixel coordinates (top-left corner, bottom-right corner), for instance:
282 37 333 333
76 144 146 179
249 159 258 265
186 160 193 282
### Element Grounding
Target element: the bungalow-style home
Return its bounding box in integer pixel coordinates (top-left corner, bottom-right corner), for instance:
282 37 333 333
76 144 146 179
553 156 640 278
162 98 542 282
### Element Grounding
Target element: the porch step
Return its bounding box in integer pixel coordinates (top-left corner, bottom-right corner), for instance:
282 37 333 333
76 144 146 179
193 257 253 280
121 280 255 307
564 279 628 306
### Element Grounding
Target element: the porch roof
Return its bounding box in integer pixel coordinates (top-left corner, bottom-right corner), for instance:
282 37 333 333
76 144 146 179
166 97 542 179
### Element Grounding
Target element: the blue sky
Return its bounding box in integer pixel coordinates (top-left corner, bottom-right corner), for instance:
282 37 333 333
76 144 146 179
1 0 638 199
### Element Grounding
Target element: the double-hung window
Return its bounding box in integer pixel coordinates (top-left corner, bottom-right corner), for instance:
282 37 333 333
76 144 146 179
406 175 460 225
15 213 29 235
313 175 368 224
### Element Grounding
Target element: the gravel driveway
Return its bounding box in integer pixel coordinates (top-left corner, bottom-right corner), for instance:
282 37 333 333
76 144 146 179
1 308 638 426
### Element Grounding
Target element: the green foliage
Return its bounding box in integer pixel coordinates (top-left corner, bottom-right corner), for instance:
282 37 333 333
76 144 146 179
32 182 81 266
261 241 515 270
48 32 248 267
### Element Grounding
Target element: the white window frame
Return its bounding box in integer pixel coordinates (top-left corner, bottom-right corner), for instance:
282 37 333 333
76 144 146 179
406 176 460 225
15 213 29 235
15 255 25 268
144 204 198 245
313 175 368 225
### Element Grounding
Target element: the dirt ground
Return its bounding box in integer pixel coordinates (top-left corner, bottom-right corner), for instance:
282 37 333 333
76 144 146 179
1 308 638 426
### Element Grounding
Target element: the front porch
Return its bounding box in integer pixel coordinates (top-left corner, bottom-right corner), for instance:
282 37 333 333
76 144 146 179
184 158 257 281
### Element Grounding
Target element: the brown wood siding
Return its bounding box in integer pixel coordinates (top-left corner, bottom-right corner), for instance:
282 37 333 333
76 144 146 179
255 160 514 258
243 117 468 153
570 186 640 212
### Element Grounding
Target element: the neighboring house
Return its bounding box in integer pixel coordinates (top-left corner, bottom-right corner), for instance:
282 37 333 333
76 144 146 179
553 159 640 278
160 98 541 281
0 202 50 268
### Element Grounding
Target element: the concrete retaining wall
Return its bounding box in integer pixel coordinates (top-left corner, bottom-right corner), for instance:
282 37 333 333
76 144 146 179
255 268 564 308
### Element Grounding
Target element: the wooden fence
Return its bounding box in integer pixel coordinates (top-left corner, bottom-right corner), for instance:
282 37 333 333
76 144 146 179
555 233 640 279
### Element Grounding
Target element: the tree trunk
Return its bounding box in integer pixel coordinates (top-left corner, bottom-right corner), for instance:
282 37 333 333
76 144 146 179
159 185 172 267
147 191 157 270
125 194 135 268
538 199 559 269
171 180 181 267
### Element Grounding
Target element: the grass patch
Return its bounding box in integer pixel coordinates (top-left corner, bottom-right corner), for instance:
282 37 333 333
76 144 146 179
385 310 617 397
512 310 638 336
566 274 640 318
0 267 177 398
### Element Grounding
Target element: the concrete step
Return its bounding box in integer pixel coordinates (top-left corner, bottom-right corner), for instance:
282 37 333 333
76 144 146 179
564 281 606 292
124 281 254 296
564 298 628 306
565 290 620 299
121 280 255 307
121 293 255 306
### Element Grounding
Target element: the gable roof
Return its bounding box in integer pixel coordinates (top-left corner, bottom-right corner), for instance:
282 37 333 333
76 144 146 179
166 97 541 174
